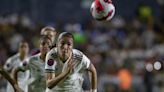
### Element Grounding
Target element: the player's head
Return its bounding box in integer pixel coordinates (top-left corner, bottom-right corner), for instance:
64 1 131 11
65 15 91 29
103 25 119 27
40 26 57 44
18 40 29 56
57 32 74 61
39 36 52 55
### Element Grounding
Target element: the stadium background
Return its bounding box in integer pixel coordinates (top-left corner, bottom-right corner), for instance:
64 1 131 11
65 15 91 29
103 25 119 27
0 0 164 92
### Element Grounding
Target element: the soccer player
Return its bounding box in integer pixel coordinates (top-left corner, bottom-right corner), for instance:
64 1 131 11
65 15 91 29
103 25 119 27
13 36 52 92
45 32 97 92
32 26 57 55
40 26 57 46
3 40 30 92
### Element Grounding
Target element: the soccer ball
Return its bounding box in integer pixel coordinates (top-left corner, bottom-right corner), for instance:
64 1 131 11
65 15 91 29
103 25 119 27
90 0 115 21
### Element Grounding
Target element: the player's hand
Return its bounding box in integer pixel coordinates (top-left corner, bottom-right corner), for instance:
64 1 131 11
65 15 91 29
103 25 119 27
14 84 24 92
63 52 73 74
15 88 23 92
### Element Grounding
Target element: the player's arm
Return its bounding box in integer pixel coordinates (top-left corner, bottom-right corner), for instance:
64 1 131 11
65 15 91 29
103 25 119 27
46 59 72 89
12 61 28 83
0 66 23 92
0 66 17 86
82 54 97 92
87 63 97 92
46 69 70 89
2 58 23 92
12 67 24 83
45 52 73 89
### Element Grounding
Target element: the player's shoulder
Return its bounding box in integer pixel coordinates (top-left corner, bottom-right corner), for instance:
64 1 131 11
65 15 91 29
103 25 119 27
73 49 83 55
7 53 19 62
28 54 39 61
47 47 58 58
48 48 57 54
72 49 83 60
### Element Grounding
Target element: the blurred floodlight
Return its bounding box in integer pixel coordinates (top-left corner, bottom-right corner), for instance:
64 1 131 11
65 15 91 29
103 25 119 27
154 61 162 70
146 63 153 72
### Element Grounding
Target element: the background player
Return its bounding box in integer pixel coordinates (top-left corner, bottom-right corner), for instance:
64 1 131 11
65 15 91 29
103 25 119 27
3 40 30 92
32 26 57 55
13 36 52 92
45 32 97 92
40 26 57 47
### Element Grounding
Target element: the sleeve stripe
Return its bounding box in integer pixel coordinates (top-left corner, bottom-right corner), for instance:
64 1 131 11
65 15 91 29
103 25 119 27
45 69 55 73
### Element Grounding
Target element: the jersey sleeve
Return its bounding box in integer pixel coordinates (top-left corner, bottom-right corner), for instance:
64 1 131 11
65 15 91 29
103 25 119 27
45 51 56 73
82 54 91 69
3 58 13 71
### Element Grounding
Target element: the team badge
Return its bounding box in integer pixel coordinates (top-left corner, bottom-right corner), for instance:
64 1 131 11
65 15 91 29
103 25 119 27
6 64 10 68
47 59 54 66
23 61 27 66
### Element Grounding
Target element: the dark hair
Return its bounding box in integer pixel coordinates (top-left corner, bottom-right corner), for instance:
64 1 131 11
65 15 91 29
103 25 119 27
18 39 29 48
40 35 52 47
57 32 74 42
19 39 28 46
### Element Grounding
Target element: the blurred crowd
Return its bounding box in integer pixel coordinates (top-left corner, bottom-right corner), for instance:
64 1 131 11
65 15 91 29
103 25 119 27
0 1 164 92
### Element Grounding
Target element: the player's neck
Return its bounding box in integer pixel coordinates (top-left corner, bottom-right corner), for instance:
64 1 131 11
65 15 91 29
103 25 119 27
19 53 26 61
59 57 67 63
40 53 46 62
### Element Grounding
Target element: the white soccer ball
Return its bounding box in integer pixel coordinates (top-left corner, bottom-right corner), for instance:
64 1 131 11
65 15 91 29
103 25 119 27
90 0 115 21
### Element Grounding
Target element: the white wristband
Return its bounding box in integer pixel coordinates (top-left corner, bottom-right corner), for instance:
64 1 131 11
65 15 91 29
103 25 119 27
92 89 97 92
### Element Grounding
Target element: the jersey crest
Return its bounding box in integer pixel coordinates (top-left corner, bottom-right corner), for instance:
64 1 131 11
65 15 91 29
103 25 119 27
47 59 54 66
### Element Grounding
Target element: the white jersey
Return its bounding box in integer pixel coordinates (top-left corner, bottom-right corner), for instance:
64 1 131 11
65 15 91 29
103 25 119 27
45 48 90 92
20 53 46 92
3 53 30 92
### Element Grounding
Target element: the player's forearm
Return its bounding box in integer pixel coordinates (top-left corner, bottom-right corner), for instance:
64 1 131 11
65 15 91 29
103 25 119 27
0 68 22 92
47 71 68 89
11 67 20 83
91 67 97 90
0 69 17 87
13 83 22 92
88 64 97 91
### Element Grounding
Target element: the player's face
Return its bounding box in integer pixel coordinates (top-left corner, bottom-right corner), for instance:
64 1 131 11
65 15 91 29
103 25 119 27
19 42 29 55
42 30 56 43
40 39 51 55
57 36 73 61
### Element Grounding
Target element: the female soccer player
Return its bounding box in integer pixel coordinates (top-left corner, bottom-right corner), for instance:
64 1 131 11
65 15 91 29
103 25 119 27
45 32 97 92
13 36 52 92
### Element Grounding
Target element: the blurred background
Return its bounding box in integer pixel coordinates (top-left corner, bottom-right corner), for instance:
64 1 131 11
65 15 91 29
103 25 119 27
0 0 164 92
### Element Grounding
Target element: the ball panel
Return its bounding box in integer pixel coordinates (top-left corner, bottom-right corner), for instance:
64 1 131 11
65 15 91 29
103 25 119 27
90 0 115 21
